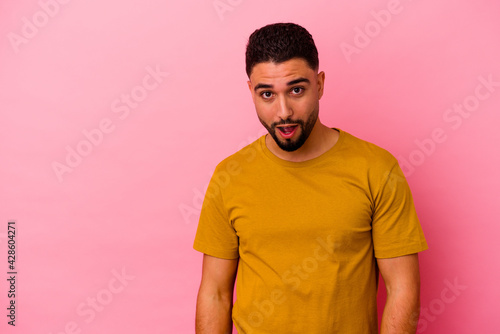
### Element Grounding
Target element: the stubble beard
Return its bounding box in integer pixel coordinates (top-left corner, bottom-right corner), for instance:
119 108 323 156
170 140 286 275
259 108 319 152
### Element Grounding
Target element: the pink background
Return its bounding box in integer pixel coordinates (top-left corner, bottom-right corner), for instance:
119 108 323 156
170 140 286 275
1 0 499 333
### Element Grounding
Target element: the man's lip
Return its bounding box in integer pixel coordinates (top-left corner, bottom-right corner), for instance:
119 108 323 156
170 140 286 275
276 125 298 138
276 124 298 128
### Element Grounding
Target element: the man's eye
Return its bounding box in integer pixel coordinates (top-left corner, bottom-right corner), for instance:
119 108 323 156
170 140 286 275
261 91 273 99
291 87 304 95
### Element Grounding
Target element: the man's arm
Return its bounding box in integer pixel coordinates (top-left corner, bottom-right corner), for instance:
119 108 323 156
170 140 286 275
196 254 239 334
378 253 421 334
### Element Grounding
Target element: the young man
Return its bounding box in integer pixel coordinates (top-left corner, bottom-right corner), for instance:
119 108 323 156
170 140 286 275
194 23 428 333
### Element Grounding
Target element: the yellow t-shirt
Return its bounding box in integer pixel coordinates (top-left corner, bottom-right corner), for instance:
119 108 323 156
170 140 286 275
193 129 428 333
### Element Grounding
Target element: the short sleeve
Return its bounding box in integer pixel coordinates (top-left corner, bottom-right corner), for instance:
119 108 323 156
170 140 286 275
193 168 239 259
372 162 428 258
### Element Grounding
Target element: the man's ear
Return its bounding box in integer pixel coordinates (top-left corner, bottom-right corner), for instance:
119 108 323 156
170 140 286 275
317 71 325 100
247 80 256 102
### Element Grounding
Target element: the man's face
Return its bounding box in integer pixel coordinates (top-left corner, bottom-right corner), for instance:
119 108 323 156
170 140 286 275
247 58 325 152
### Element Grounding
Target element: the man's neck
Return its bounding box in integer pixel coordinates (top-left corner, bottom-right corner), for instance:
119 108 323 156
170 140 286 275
265 121 339 162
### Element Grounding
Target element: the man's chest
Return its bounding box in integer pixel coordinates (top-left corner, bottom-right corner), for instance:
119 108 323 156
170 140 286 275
225 169 375 253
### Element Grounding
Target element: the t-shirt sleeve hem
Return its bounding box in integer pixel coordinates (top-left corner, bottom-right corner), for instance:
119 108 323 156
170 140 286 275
375 241 428 259
193 240 239 260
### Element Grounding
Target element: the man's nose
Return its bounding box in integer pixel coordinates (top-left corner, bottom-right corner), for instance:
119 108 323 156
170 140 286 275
276 95 293 119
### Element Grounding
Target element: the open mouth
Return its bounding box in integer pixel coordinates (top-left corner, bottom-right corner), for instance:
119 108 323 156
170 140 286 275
277 125 298 138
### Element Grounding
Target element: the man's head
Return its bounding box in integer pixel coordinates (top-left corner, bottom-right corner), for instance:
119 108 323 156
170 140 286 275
246 23 324 153
245 23 319 78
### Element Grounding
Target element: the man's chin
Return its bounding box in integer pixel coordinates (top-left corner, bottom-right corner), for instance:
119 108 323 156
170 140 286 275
273 135 303 152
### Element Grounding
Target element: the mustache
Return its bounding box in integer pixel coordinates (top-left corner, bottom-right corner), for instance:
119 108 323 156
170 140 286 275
272 119 304 128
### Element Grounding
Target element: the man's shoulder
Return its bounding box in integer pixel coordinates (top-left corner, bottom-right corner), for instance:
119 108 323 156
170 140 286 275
214 134 264 172
339 129 398 169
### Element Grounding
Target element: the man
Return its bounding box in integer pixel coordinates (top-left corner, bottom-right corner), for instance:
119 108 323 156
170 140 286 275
194 23 427 333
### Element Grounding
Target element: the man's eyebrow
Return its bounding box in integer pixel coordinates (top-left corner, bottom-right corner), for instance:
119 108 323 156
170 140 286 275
287 78 310 86
254 83 273 91
254 78 310 92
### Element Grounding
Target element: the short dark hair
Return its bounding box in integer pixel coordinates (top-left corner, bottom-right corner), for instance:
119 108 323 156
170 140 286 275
245 23 319 77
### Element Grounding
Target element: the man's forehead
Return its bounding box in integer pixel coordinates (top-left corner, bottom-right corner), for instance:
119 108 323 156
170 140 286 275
249 58 316 84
